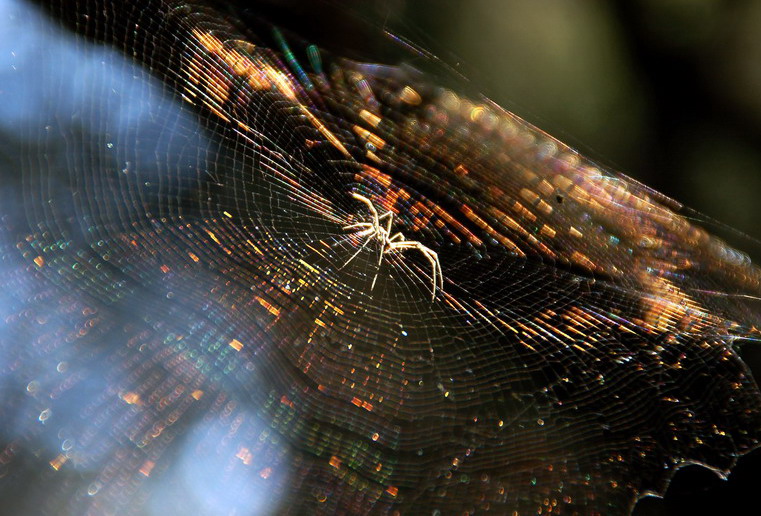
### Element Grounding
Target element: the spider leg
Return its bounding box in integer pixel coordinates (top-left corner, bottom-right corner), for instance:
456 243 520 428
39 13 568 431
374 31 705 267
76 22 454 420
427 249 444 301
343 222 373 231
435 253 444 291
377 211 394 263
387 241 442 301
370 267 381 291
370 239 386 290
414 246 439 301
344 193 385 277
420 246 443 292
351 193 380 225
384 212 394 238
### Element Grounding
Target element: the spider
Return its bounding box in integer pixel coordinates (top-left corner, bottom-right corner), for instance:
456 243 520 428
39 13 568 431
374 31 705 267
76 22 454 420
342 193 444 301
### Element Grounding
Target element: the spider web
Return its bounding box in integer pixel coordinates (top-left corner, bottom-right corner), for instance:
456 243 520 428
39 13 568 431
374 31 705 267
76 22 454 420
1 0 761 514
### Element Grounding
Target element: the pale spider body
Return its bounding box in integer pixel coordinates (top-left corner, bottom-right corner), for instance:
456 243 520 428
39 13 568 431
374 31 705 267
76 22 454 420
342 193 443 301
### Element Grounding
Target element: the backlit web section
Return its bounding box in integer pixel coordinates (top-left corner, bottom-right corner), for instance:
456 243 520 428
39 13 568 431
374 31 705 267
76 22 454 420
1 0 761 514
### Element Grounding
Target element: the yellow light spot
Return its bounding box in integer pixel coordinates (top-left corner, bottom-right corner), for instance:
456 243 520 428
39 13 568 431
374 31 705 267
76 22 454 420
352 125 386 150
350 397 375 412
228 49 253 76
537 180 555 197
386 486 399 497
247 240 264 255
205 230 221 244
255 296 281 317
539 225 557 238
264 64 297 100
454 164 469 176
193 29 224 54
510 201 537 224
49 454 67 471
236 447 253 465
359 109 382 127
520 188 540 205
139 460 155 477
552 174 574 191
324 300 345 316
439 89 460 111
399 86 421 105
204 102 231 123
33 256 45 267
191 390 204 400
298 259 318 273
223 211 232 218
298 104 351 157
188 252 200 262
229 339 244 351
536 199 554 216
329 456 342 469
570 251 596 271
122 392 141 405
469 105 485 122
